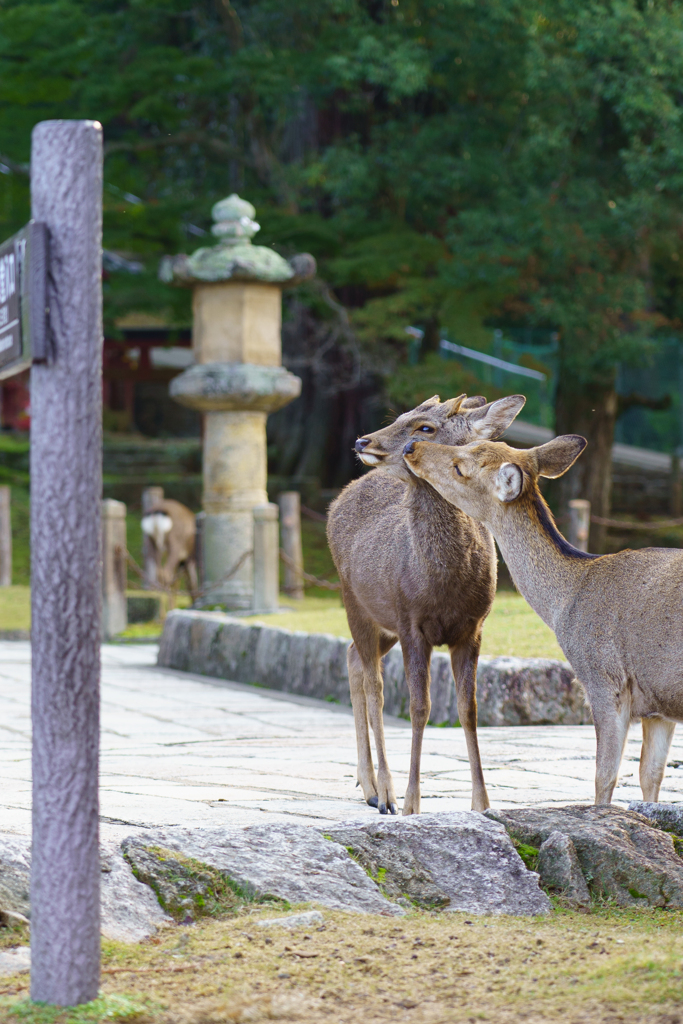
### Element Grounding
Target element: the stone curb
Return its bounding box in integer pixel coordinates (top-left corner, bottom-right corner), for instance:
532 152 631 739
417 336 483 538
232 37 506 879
158 609 592 727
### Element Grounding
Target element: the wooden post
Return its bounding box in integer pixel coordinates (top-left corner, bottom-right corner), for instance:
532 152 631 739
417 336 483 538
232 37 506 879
568 499 591 553
0 486 12 586
253 503 279 613
30 120 103 1006
102 499 127 640
278 491 304 599
142 485 164 588
671 452 682 518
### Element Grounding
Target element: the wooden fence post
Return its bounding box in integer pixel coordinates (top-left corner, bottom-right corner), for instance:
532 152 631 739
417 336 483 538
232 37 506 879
142 485 164 587
0 486 12 586
278 491 304 600
102 499 127 640
30 119 103 1006
253 503 279 613
568 499 591 553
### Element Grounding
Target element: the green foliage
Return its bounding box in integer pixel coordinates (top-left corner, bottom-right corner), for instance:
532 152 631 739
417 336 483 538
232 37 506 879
1 0 682 415
513 840 540 873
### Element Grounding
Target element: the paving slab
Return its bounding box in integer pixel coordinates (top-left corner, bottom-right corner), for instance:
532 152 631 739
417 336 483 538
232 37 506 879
0 642 681 848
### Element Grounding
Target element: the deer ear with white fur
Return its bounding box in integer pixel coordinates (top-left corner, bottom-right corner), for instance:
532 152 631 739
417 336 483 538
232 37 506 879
533 435 587 478
466 395 526 439
494 463 523 502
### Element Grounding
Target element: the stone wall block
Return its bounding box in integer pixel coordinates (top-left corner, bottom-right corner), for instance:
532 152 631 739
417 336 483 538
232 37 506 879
307 634 351 705
381 647 408 718
158 610 589 728
429 653 454 725
215 619 260 683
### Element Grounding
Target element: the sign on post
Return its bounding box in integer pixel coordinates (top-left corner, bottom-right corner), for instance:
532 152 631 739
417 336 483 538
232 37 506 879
0 220 48 379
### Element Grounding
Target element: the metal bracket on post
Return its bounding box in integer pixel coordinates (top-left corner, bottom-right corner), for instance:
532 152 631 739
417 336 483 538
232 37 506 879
253 503 279 614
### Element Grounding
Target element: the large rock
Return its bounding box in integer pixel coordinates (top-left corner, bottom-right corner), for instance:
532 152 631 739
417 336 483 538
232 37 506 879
128 823 401 916
323 812 550 916
629 802 683 839
0 833 171 942
537 831 590 906
0 836 31 917
158 609 591 726
100 842 171 943
486 805 683 908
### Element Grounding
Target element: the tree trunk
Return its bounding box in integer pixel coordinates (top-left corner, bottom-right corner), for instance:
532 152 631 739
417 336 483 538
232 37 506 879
554 374 618 553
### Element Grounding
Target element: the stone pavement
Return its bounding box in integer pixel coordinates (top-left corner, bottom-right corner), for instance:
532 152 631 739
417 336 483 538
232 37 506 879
0 641 681 843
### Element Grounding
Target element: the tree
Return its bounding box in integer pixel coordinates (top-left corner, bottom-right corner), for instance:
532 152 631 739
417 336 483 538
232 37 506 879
1 1 683 524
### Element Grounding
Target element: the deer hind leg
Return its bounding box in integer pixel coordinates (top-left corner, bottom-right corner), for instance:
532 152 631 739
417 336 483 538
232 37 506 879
640 718 676 802
593 694 631 805
450 633 490 812
401 634 432 816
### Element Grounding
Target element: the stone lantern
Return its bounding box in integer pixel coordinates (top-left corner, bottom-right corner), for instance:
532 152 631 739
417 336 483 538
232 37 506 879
160 195 315 610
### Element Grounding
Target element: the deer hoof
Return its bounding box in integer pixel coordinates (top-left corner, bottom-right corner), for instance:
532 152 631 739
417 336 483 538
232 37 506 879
379 802 388 814
367 795 379 808
389 803 398 815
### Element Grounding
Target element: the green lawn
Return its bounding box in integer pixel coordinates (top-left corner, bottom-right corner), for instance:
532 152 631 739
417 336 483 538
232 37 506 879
0 586 565 659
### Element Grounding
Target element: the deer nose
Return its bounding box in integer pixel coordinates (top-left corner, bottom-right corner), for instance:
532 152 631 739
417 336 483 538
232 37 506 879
403 441 417 455
355 437 371 452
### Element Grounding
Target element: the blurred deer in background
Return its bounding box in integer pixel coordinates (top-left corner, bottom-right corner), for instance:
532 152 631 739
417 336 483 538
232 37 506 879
141 498 198 596
327 392 526 816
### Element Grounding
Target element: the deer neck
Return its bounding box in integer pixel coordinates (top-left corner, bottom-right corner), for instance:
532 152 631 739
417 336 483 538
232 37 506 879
485 490 596 631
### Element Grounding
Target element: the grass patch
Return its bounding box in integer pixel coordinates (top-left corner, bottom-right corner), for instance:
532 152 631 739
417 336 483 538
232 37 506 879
3 905 683 1023
513 840 540 873
5 993 153 1023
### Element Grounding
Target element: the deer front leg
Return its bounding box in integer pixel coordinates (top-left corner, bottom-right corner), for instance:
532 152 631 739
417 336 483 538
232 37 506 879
451 636 490 812
347 642 379 807
363 653 398 815
640 717 676 802
401 636 432 816
592 695 631 805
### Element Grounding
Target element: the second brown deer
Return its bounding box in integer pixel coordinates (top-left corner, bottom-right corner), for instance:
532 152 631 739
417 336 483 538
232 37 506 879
327 392 525 815
404 433 683 806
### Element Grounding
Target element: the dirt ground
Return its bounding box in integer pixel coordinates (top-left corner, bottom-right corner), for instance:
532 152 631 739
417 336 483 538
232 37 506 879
2 903 683 1024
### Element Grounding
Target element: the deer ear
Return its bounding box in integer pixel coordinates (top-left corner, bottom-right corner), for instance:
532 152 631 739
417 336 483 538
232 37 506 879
441 394 467 418
533 435 587 478
461 395 487 409
494 463 524 502
466 395 526 439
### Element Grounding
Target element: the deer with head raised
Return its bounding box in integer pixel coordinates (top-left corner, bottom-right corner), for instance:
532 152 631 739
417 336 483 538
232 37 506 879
326 392 526 815
403 433 683 806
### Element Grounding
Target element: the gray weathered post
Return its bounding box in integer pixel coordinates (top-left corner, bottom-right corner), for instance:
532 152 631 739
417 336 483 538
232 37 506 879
278 491 304 599
30 120 103 1005
568 498 591 553
0 486 12 586
253 503 279 613
142 485 164 587
102 498 127 640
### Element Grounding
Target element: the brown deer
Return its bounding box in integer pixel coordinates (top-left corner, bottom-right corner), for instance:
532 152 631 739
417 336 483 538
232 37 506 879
327 393 526 815
403 433 683 806
141 498 198 595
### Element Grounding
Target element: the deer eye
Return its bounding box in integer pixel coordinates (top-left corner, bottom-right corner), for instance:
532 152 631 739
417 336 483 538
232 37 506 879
454 464 463 477
418 425 434 433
